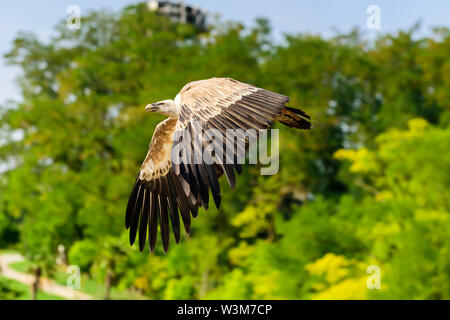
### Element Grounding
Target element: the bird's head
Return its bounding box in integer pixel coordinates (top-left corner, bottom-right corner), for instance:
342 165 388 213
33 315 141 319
145 99 179 118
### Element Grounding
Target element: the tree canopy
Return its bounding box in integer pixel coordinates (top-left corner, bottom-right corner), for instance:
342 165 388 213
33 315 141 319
0 3 448 299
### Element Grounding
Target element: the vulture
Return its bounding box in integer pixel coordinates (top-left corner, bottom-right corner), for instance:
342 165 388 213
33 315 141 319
126 77 311 253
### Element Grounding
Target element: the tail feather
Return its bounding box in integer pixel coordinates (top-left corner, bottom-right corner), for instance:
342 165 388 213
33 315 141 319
277 107 311 129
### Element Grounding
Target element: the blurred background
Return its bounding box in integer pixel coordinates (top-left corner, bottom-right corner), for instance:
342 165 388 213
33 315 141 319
0 0 449 300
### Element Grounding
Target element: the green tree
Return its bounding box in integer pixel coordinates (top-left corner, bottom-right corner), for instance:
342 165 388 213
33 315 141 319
0 2 448 300
335 119 450 299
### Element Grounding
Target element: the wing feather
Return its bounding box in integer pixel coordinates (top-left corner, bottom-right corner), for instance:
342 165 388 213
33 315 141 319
172 77 310 215
158 178 170 253
165 174 181 243
127 118 198 252
126 77 311 253
129 185 144 246
139 187 150 251
149 190 158 252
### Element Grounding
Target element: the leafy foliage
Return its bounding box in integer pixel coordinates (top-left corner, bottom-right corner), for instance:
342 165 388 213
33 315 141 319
0 3 448 299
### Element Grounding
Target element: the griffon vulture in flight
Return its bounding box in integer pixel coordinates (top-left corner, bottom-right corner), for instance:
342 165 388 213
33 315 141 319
126 78 311 253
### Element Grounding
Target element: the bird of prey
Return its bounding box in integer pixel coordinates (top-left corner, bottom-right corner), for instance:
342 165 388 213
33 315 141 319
126 77 311 253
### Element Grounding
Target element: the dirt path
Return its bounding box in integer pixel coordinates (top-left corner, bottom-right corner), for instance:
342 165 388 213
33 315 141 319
0 253 92 300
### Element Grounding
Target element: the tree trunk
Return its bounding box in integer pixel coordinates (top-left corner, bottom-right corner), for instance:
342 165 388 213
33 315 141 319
104 270 112 300
31 267 41 300
199 270 209 299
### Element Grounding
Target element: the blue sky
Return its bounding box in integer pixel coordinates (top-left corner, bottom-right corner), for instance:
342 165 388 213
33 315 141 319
0 0 449 104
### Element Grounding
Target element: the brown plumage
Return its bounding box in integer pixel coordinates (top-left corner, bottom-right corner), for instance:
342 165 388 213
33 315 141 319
126 77 311 253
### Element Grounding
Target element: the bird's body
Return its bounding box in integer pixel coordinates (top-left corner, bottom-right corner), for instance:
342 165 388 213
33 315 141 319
126 77 311 253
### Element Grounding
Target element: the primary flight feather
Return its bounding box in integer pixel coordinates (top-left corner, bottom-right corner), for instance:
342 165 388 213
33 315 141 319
126 77 311 253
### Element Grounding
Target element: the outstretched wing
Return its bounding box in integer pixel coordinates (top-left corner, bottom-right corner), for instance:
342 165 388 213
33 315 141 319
173 77 311 212
126 78 311 253
125 118 198 253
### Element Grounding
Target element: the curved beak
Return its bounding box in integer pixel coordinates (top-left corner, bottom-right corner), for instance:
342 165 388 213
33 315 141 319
145 104 156 112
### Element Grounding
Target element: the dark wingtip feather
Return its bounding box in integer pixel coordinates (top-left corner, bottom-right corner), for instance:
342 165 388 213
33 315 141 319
129 185 144 247
190 205 198 218
163 175 181 245
157 179 170 253
213 195 221 209
235 163 242 175
183 221 191 235
149 191 158 253
138 188 150 252
225 165 236 190
280 107 312 130
125 177 140 229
